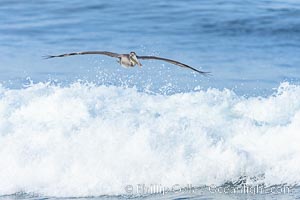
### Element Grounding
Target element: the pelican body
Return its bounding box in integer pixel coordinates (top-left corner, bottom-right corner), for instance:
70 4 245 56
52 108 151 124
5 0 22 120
118 52 142 67
45 51 210 75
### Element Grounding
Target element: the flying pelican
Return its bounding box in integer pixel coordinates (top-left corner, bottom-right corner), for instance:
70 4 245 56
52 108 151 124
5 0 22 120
45 51 210 75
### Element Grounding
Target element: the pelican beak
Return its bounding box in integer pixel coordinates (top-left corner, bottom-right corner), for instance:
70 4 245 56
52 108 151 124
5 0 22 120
131 55 142 67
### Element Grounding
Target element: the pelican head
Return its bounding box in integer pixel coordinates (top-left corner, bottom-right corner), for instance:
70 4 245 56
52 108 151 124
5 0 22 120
129 52 142 67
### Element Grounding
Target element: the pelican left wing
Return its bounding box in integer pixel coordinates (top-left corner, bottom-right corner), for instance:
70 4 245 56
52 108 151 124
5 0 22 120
137 55 210 75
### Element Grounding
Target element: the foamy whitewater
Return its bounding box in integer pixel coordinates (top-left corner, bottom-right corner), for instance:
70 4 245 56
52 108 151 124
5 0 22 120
0 82 299 197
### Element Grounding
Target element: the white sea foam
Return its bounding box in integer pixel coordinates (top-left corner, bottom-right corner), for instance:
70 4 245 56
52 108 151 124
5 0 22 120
0 82 299 196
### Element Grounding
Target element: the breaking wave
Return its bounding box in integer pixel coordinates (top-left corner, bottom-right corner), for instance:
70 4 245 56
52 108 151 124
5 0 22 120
0 82 299 197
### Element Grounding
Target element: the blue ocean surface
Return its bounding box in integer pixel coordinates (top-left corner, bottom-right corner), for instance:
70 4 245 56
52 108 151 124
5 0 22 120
0 0 300 199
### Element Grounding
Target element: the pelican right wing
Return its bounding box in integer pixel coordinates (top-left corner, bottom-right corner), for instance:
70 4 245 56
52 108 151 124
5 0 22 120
44 51 120 59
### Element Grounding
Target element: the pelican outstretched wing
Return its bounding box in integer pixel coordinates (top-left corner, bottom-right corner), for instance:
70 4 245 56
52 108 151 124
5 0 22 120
44 51 120 59
137 55 210 75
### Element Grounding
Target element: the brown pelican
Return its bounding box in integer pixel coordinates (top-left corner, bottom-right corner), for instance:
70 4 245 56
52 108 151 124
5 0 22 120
45 51 210 75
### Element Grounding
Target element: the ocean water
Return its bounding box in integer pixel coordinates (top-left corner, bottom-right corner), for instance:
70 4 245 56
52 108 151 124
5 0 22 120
1 0 300 199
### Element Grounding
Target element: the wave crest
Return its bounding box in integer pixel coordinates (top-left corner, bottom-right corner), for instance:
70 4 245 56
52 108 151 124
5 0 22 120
0 82 299 196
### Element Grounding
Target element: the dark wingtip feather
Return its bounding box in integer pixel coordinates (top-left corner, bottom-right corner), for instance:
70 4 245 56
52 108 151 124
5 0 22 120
201 71 212 76
43 55 56 59
192 69 212 76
